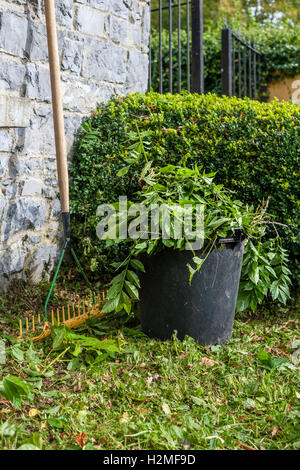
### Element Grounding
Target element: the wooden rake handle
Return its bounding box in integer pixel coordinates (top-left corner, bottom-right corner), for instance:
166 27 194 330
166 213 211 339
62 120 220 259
45 0 69 213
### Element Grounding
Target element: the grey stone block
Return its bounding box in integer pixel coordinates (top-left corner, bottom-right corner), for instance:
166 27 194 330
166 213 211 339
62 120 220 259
110 1 129 19
0 11 29 57
0 95 32 128
42 187 57 199
82 39 127 83
62 40 83 74
22 106 55 155
26 235 42 245
76 0 110 11
105 14 128 45
0 56 26 91
3 180 18 199
64 114 83 154
0 245 25 275
62 77 114 112
125 49 149 94
27 243 61 283
0 194 5 219
55 0 74 29
30 22 66 62
76 5 105 37
21 178 43 196
25 64 51 102
1 198 46 241
9 156 42 177
29 22 48 61
0 130 10 152
0 155 9 177
50 198 61 217
44 177 58 188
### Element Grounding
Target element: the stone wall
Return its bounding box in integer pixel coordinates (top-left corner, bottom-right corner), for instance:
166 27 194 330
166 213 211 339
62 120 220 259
0 0 150 289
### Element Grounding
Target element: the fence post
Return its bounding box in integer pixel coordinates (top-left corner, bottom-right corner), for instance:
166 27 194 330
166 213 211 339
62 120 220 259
221 28 232 97
191 0 204 94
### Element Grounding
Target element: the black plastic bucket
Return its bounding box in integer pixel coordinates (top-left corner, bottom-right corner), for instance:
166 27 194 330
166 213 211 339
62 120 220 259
139 239 245 345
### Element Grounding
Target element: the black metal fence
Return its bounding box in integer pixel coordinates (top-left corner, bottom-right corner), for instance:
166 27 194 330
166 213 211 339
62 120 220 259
149 2 262 101
221 25 262 99
149 0 204 94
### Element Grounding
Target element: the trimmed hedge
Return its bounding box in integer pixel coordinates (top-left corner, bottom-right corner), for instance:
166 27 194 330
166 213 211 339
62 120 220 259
69 92 300 282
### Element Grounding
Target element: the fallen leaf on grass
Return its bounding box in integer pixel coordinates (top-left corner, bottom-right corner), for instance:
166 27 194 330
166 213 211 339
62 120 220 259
75 432 86 448
162 403 171 415
168 417 176 425
205 435 224 444
120 412 130 423
201 357 219 367
271 426 281 438
28 408 40 417
295 391 300 399
249 335 264 342
238 416 247 422
179 351 188 359
236 442 255 450
182 439 191 450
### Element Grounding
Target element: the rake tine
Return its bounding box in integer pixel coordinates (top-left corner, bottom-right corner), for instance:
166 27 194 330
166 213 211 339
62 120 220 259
67 304 70 320
72 303 75 318
26 317 29 331
51 310 54 326
97 293 100 306
83 301 86 315
57 308 60 325
77 304 80 317
32 315 35 332
19 319 23 339
62 306 65 323
38 314 41 326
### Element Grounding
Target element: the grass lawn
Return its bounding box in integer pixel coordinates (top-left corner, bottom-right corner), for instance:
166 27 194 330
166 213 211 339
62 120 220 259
0 279 299 451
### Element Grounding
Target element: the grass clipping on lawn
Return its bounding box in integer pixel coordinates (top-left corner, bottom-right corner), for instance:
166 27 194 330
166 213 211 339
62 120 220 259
0 281 299 450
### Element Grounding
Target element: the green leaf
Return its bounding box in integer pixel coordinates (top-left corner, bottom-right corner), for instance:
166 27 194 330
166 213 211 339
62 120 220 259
249 265 259 285
18 444 41 450
236 292 250 312
124 281 139 300
0 376 34 408
130 259 145 272
117 165 131 177
52 328 66 350
162 239 174 247
11 346 24 363
127 270 141 288
101 297 120 313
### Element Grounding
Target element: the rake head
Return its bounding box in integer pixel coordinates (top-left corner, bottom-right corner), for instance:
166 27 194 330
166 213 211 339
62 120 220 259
16 291 107 342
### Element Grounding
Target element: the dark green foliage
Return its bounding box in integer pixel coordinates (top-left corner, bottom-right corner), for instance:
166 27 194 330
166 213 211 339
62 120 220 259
69 91 299 284
150 22 300 99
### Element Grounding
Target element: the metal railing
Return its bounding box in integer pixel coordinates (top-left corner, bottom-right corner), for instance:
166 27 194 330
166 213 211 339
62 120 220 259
149 0 204 94
221 25 262 99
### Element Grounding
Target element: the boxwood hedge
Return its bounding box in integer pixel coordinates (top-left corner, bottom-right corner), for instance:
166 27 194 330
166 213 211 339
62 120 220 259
69 92 300 284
